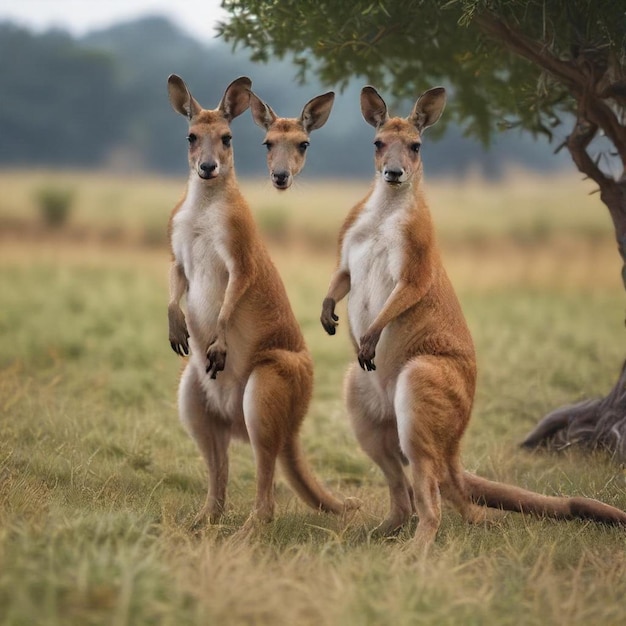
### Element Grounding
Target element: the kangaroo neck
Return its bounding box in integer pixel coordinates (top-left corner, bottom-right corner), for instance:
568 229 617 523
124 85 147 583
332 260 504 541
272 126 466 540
187 172 240 206
369 172 425 217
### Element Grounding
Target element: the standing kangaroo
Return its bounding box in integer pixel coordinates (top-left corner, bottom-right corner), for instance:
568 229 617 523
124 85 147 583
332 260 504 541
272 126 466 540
321 85 626 548
166 74 353 525
249 90 335 189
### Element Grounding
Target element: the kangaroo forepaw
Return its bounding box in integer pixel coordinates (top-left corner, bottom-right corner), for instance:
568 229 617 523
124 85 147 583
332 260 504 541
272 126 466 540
320 297 339 335
358 331 380 371
206 342 227 379
168 306 190 356
358 354 376 371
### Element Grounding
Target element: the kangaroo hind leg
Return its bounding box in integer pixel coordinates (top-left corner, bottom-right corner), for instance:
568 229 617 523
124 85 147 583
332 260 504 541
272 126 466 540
395 357 475 547
242 358 297 523
347 365 414 536
178 363 231 524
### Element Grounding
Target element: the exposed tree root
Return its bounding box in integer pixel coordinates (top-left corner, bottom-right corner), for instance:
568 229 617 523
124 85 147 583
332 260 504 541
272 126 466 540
522 360 626 462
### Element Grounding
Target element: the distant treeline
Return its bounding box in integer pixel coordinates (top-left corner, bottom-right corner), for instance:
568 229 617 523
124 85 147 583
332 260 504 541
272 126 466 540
0 17 571 178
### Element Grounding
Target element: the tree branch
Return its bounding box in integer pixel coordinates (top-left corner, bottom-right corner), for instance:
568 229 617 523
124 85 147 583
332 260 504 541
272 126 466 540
582 99 626 170
565 119 608 188
474 11 626 170
473 12 582 89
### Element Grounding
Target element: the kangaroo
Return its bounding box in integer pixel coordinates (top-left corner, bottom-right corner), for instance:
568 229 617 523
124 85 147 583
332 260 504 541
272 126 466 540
320 85 626 548
249 90 335 189
166 74 354 525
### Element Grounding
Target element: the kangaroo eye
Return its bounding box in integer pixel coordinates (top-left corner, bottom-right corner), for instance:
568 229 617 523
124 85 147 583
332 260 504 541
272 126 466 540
263 141 273 152
222 135 232 147
411 142 421 153
299 141 310 153
374 140 384 150
187 133 197 144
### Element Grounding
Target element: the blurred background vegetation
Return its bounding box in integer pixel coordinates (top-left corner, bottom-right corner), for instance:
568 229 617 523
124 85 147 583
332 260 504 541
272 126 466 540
0 16 573 180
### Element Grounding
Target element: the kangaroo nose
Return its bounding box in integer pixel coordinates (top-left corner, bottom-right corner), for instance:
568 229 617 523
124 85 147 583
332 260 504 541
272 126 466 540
199 161 217 178
271 170 291 189
383 168 403 183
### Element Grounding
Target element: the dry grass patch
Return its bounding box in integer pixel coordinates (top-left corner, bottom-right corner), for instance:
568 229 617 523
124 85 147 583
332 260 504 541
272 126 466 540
1 169 625 625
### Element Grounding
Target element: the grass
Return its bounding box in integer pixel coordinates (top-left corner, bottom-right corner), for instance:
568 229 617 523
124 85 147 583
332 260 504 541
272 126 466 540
1 169 626 625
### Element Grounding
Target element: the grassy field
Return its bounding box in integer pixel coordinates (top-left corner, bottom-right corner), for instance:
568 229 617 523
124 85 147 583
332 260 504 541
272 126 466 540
1 169 626 625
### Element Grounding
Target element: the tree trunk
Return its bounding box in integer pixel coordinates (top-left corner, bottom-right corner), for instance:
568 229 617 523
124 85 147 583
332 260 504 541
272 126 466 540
471 10 626 462
522 179 626 462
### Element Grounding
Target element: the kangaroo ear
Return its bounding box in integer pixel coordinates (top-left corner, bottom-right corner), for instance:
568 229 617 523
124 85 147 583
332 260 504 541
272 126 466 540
250 92 278 130
408 87 446 132
168 74 202 119
218 76 252 122
300 92 335 133
360 86 388 128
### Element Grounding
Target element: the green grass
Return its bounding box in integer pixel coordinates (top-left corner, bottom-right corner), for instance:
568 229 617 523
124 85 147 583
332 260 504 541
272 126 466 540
1 172 626 625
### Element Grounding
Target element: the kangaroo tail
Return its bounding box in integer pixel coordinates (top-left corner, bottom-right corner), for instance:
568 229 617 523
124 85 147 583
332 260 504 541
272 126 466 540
279 436 357 514
463 471 626 525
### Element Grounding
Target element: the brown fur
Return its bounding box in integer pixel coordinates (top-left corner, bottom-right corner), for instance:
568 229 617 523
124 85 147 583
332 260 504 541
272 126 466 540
166 74 355 525
321 85 626 548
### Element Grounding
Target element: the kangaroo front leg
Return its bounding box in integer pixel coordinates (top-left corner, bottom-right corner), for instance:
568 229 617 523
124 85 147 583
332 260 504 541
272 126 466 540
321 269 350 335
358 280 427 370
168 261 189 356
206 270 251 378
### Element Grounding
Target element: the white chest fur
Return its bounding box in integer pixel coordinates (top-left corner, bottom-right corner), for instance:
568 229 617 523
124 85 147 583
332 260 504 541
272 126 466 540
341 181 410 339
171 183 253 420
171 184 230 341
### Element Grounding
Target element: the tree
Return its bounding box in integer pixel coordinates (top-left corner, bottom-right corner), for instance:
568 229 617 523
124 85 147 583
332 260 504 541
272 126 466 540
219 0 626 460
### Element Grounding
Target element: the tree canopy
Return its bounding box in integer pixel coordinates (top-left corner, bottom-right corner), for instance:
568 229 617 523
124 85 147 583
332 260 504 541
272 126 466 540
219 1 626 147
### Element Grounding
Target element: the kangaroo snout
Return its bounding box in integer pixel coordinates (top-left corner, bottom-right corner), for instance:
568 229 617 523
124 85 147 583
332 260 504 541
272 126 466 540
198 161 218 179
271 170 291 189
383 167 404 184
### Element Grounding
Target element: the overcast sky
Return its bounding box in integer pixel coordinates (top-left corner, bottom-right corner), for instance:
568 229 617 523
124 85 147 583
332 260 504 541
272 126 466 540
0 0 227 43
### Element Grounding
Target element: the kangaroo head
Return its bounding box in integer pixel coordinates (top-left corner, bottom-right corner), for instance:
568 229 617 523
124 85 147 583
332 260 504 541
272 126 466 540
361 85 446 186
250 91 335 190
168 74 251 182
